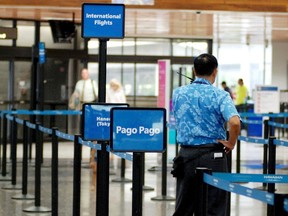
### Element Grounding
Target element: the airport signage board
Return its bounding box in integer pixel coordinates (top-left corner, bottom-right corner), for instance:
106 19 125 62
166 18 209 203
82 3 125 39
110 107 167 152
82 103 128 141
254 85 280 114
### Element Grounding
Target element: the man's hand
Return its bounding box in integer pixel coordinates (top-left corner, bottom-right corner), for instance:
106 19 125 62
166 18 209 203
217 140 235 153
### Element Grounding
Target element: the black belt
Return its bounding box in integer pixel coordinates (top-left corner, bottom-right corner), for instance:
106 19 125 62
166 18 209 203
181 143 223 149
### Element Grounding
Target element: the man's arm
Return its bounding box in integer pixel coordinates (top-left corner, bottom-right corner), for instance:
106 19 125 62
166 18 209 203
217 115 241 153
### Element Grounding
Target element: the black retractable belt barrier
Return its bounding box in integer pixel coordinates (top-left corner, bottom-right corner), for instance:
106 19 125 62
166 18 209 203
0 114 10 181
23 123 51 213
132 152 144 216
112 158 132 183
12 120 34 200
195 167 211 216
73 134 82 216
51 127 58 216
267 136 276 216
3 116 21 190
151 135 175 201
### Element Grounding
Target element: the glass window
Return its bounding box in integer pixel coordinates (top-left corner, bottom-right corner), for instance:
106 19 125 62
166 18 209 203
87 63 99 82
172 40 208 56
88 39 99 54
0 61 9 100
17 21 34 47
107 63 122 84
107 40 122 55
122 63 135 96
123 38 135 55
136 38 170 56
171 64 194 90
136 63 157 96
14 61 31 101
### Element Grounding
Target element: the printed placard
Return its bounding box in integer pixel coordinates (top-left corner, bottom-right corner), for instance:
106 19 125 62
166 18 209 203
82 103 128 141
110 107 167 152
82 3 125 39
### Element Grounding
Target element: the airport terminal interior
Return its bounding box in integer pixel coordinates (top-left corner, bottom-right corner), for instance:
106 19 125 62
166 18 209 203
1 0 288 216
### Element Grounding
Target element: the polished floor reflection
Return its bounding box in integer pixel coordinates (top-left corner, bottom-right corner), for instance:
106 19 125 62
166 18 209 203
0 138 288 216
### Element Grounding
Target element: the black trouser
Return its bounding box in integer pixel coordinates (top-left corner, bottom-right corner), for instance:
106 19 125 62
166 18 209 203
173 146 228 216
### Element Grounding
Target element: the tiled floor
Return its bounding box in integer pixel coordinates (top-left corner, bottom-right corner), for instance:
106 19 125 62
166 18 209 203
1 132 288 216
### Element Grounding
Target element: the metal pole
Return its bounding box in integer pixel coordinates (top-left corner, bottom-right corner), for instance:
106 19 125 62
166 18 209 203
51 127 59 216
73 135 82 216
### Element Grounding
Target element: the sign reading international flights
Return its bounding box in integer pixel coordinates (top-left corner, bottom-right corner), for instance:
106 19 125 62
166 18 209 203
82 103 128 141
110 107 167 152
82 3 125 39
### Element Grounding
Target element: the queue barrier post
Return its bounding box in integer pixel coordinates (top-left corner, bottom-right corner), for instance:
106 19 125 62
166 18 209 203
236 139 241 173
23 123 51 213
0 114 10 181
142 153 154 191
73 135 82 216
51 127 59 216
267 136 276 216
151 142 175 201
262 119 269 189
132 152 144 216
96 141 110 216
195 167 211 216
3 116 21 190
275 194 288 216
12 120 34 200
111 157 132 183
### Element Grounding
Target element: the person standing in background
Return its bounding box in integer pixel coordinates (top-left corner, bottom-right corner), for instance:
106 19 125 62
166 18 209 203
73 68 98 104
221 81 233 99
235 78 248 111
106 78 127 103
172 53 240 216
106 78 127 169
70 68 98 190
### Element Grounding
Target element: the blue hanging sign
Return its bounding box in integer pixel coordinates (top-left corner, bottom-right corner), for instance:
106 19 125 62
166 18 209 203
38 42 46 64
81 3 125 39
110 107 167 152
82 103 129 141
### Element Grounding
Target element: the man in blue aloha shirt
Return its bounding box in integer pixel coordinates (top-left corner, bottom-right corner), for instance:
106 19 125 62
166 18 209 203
172 53 240 216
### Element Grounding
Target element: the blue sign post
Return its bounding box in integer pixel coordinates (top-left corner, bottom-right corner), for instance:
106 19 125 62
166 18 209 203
110 107 167 216
81 4 125 216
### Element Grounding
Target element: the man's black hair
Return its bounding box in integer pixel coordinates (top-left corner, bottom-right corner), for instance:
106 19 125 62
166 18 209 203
193 53 218 76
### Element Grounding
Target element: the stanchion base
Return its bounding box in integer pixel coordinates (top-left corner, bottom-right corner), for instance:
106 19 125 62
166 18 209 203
148 166 173 172
148 166 161 172
0 175 11 181
151 195 176 201
2 184 22 190
131 185 154 191
23 206 51 213
111 177 132 183
109 170 116 175
143 185 154 191
12 193 34 200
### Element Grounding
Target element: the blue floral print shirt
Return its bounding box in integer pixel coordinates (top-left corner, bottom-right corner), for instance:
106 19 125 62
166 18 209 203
172 77 239 145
